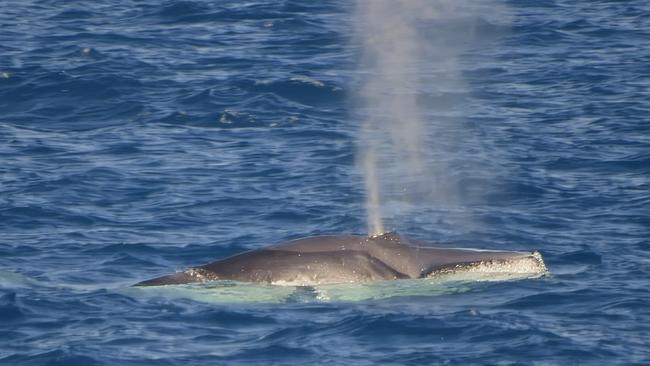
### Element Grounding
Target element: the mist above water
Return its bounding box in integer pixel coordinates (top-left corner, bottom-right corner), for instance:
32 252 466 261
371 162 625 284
354 0 508 236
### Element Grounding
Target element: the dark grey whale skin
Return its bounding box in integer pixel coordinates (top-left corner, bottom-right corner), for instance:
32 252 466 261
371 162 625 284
134 232 539 286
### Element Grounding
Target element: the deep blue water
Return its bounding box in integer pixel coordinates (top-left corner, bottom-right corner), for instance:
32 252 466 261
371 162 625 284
1 0 649 365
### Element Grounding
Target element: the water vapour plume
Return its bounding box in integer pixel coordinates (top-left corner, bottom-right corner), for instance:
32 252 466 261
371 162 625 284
354 0 509 236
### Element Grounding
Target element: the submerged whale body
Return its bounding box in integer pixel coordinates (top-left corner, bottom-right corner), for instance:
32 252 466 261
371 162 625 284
135 232 547 286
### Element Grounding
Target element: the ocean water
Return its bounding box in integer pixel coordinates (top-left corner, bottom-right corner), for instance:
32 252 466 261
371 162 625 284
1 0 649 365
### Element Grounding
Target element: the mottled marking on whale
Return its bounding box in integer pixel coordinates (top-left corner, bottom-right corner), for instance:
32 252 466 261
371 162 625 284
135 232 547 287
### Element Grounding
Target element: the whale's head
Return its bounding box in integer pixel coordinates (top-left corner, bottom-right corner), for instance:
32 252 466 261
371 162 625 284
425 249 548 281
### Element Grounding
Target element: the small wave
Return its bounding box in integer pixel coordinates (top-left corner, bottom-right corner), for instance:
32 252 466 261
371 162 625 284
0 271 37 289
557 249 602 265
1 349 99 366
239 76 345 108
288 75 326 88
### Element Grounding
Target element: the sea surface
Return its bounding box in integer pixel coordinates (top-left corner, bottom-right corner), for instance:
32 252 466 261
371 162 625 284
1 0 649 365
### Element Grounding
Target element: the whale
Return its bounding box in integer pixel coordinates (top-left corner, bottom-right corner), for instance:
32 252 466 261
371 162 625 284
134 232 547 286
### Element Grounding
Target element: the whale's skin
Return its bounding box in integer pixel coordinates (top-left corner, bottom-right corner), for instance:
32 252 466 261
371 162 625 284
134 232 547 286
